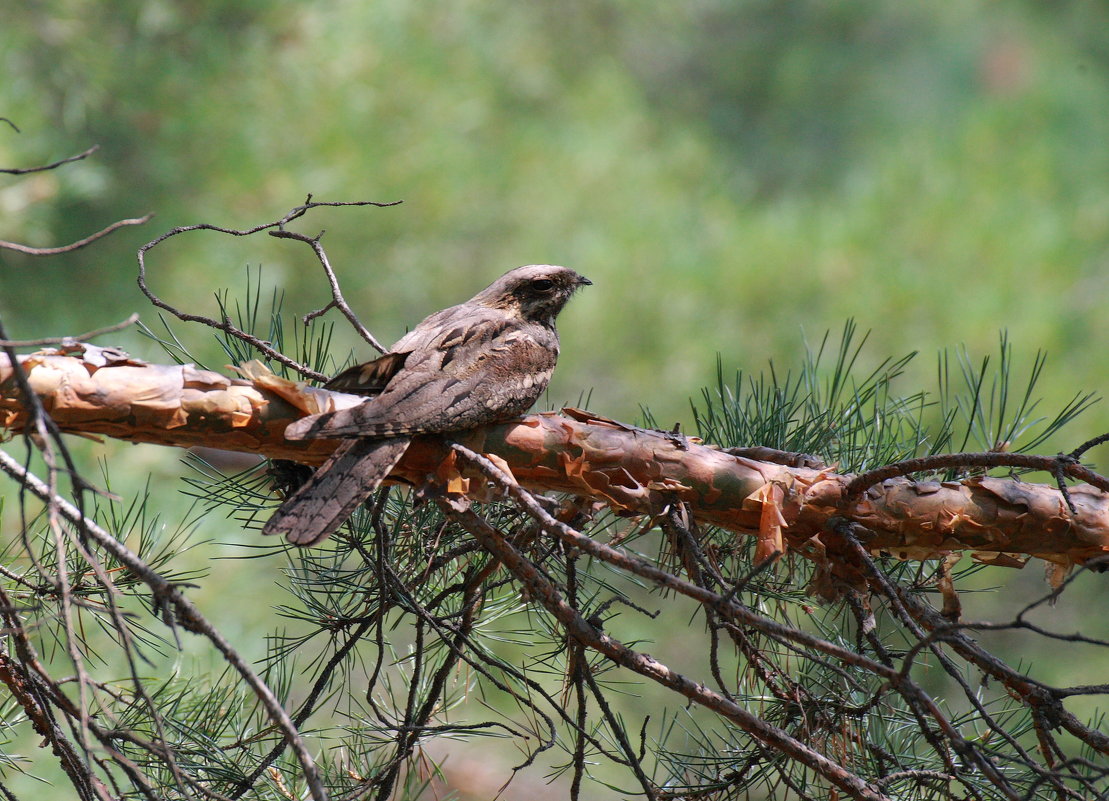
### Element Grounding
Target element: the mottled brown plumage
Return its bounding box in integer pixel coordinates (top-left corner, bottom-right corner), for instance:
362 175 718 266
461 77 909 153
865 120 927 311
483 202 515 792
263 265 590 545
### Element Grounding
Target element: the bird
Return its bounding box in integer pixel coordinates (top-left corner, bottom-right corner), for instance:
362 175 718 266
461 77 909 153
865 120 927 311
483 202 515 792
262 264 591 546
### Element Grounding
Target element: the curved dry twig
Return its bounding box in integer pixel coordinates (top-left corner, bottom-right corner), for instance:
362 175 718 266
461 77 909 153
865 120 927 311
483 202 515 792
270 227 389 354
436 493 890 801
0 611 108 801
845 449 1109 499
0 448 330 801
1070 433 1109 463
0 134 153 256
136 196 400 381
0 313 141 348
0 143 99 175
1 214 154 256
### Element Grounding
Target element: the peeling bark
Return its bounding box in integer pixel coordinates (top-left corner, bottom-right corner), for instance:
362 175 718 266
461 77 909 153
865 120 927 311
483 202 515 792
3 347 1107 575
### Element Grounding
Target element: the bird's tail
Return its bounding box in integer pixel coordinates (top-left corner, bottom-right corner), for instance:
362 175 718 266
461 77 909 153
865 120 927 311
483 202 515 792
262 437 411 546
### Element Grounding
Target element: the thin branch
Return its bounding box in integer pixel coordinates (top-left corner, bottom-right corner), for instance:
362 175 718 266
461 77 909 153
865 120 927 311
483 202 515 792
0 639 107 801
1070 432 1109 461
0 215 153 255
0 449 330 801
845 450 1109 498
270 227 388 354
0 144 99 175
230 619 373 799
581 663 659 800
436 494 890 801
0 314 141 348
136 197 400 381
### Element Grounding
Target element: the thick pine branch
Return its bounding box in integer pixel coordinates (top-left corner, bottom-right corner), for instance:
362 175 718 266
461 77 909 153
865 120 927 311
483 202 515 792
2 347 1108 581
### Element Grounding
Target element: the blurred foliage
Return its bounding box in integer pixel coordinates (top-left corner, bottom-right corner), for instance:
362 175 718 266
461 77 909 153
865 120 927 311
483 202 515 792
2 0 1108 432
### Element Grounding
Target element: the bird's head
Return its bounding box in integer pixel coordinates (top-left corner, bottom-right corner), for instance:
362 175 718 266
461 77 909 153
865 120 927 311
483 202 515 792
475 264 592 324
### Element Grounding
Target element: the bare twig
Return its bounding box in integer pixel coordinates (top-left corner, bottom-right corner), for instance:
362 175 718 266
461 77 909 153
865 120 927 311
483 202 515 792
136 197 400 380
0 136 152 258
270 227 388 354
0 143 99 175
0 637 107 801
1070 432 1109 461
845 449 1109 498
230 619 373 799
436 494 890 801
0 449 330 801
0 215 153 256
0 314 140 348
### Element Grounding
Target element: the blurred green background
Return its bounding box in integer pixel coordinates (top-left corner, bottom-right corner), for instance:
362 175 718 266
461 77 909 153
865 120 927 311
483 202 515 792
4 1 1109 433
3 2 1109 798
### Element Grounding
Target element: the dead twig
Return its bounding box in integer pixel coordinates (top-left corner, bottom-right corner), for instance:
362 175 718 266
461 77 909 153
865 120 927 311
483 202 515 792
436 493 890 801
271 226 389 354
0 314 141 348
136 196 401 381
0 448 330 801
1 215 153 256
844 449 1109 499
0 143 99 175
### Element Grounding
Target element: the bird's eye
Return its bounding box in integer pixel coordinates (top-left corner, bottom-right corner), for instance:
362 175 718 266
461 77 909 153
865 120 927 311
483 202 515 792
531 279 555 292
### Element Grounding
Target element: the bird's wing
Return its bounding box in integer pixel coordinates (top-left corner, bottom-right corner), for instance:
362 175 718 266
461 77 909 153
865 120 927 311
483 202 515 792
284 312 556 440
320 300 494 395
320 302 505 395
325 351 410 395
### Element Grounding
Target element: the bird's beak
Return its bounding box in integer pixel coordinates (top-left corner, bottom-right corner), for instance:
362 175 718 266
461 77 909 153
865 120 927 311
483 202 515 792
578 275 593 286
